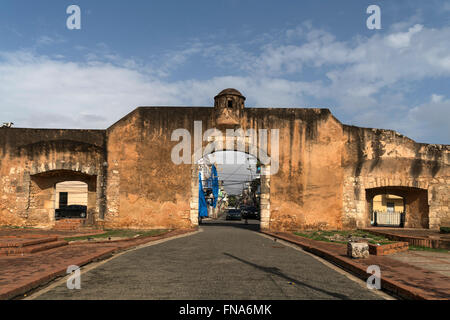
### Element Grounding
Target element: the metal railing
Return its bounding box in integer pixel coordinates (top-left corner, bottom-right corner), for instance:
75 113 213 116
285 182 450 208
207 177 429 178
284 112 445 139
372 211 405 227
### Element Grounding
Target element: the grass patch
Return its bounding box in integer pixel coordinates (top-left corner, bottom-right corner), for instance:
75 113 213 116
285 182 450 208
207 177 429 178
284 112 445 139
294 231 348 244
293 229 393 245
440 226 450 234
64 229 169 242
408 245 449 253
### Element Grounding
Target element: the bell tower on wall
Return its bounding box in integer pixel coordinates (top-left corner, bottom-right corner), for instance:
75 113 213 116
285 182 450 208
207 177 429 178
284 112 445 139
214 88 246 126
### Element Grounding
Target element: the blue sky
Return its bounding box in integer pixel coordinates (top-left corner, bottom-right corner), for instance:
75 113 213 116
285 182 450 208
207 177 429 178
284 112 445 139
0 0 449 144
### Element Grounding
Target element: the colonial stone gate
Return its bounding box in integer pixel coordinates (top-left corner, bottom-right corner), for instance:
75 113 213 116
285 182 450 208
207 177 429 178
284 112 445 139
189 150 272 230
0 89 448 230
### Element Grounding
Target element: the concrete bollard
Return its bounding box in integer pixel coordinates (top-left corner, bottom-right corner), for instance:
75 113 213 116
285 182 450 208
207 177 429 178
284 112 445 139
347 242 369 259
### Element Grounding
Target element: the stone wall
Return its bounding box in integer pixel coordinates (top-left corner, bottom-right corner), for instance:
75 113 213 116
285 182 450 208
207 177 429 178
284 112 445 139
366 187 429 228
105 108 198 229
0 128 106 228
103 107 347 231
342 126 449 230
246 109 345 231
0 91 448 231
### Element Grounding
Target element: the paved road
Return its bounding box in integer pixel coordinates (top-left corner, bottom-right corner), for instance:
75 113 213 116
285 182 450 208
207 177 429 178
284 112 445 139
33 220 385 300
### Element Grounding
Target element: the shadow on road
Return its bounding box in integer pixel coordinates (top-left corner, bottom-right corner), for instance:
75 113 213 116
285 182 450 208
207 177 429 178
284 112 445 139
200 219 261 232
223 252 351 300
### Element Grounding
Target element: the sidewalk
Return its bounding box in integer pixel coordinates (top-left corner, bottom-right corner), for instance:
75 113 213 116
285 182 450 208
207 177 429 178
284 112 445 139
362 227 450 250
388 250 450 278
262 231 450 300
362 227 450 240
0 228 196 300
0 228 104 238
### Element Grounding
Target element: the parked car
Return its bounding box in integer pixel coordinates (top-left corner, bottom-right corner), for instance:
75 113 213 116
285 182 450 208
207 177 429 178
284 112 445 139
240 206 260 220
240 206 249 218
55 205 87 219
245 206 260 220
226 209 242 221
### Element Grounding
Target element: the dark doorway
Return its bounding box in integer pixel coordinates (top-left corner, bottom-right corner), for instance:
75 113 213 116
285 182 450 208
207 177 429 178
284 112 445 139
59 192 68 208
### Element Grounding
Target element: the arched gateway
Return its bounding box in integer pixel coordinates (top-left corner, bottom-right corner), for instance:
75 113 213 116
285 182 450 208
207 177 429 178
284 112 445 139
0 89 448 231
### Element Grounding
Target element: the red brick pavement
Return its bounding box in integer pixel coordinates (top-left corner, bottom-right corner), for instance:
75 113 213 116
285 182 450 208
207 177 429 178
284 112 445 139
0 228 104 238
0 228 196 300
362 227 450 240
262 231 450 300
362 228 450 250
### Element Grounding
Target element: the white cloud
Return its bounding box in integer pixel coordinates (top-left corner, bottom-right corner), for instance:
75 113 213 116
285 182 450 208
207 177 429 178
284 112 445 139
401 96 450 144
431 94 444 103
386 24 423 48
0 51 319 129
35 34 66 47
0 21 449 145
36 36 55 46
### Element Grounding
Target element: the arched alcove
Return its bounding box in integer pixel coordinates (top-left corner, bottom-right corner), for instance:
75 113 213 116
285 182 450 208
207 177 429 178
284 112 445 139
28 170 97 227
366 186 429 228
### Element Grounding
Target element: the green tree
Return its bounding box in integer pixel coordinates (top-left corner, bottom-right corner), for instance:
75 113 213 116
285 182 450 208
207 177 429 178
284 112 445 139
228 195 238 207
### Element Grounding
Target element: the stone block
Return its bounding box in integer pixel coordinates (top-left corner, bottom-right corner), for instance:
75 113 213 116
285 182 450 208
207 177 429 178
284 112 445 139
347 242 369 259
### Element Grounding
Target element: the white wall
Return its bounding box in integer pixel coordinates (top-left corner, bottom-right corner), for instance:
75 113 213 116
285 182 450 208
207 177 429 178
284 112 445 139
55 181 88 208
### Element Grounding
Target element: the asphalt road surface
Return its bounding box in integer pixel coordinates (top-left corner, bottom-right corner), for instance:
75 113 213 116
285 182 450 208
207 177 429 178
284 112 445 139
32 220 386 300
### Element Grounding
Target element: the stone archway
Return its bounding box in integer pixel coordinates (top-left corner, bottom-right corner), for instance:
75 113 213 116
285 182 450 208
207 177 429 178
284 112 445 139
28 170 98 228
189 145 272 230
365 186 429 228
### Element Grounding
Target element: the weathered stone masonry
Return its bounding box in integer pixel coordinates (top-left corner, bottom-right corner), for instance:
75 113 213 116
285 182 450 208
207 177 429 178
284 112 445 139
0 129 106 228
342 126 449 229
0 89 448 231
